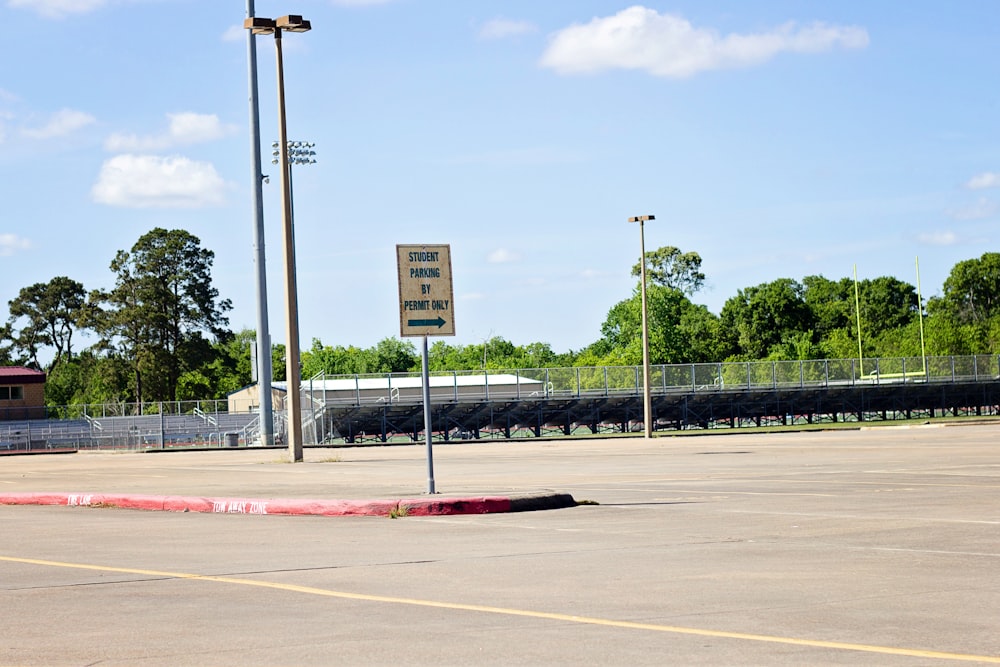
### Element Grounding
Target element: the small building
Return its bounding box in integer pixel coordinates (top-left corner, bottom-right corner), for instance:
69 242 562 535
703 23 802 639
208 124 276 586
227 373 546 414
0 366 47 420
226 382 288 414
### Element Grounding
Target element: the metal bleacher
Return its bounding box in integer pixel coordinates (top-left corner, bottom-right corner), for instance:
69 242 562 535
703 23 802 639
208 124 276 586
1 411 260 452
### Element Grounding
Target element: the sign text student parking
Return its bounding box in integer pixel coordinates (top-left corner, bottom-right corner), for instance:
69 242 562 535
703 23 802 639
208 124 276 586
397 244 455 337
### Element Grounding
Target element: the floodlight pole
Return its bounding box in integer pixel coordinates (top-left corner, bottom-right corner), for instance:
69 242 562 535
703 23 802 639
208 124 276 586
244 14 312 462
629 215 655 439
245 0 274 447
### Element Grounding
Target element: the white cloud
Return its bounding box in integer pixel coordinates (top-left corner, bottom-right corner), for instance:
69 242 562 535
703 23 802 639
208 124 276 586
104 112 236 152
488 248 521 263
21 108 96 139
0 233 31 256
917 231 957 246
92 154 229 209
964 172 1000 190
480 18 538 40
7 0 107 19
222 25 245 42
0 110 14 144
540 6 869 77
947 197 998 221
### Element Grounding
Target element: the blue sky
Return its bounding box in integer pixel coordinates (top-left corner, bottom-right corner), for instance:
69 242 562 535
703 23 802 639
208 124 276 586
2 0 998 355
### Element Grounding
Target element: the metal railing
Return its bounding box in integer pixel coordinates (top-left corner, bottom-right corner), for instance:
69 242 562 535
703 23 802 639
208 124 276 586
303 355 999 407
2 355 997 451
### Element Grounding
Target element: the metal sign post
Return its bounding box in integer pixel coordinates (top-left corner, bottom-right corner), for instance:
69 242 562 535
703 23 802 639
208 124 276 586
397 244 455 494
420 335 435 494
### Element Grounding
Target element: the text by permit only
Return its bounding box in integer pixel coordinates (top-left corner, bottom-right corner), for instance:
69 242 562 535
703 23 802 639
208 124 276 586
403 299 450 311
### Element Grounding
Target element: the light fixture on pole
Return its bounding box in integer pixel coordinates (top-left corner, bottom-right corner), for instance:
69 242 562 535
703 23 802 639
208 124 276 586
272 141 317 228
628 215 655 439
244 13 312 462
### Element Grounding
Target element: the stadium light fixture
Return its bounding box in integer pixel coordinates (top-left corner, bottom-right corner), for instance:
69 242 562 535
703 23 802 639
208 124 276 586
272 140 317 238
628 215 655 439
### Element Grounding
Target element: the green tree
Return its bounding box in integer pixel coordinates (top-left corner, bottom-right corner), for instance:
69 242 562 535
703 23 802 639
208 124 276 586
0 323 21 365
938 252 1000 325
176 328 257 400
803 275 852 340
598 285 711 365
631 246 705 295
90 228 232 403
719 278 813 360
678 302 724 363
271 342 286 382
44 351 132 408
301 337 418 376
370 337 419 372
7 276 87 371
860 276 918 337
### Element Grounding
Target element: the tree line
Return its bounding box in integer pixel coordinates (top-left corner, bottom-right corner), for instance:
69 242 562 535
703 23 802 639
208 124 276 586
3 228 998 407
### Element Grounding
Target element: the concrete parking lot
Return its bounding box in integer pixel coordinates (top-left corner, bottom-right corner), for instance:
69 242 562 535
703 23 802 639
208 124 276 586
2 424 1000 665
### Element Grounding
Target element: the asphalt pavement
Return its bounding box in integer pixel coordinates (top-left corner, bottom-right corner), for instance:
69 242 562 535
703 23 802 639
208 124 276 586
3 426 1000 666
0 442 579 516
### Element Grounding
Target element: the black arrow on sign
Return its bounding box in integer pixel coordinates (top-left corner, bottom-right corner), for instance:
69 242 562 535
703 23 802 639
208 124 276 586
407 316 447 328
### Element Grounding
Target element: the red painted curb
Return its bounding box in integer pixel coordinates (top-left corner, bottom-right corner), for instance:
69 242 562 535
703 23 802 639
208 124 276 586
0 492 514 517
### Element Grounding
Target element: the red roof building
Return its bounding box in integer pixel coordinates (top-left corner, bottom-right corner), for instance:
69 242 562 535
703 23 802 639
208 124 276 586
0 366 47 420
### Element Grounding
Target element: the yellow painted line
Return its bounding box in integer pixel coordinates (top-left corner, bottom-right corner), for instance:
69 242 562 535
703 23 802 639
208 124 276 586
3 555 998 664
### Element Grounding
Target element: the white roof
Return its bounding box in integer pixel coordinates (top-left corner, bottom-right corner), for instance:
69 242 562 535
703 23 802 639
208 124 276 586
274 373 543 392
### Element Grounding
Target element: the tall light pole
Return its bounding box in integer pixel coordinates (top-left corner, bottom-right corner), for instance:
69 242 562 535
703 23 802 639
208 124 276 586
244 14 312 462
628 215 655 439
244 0 274 448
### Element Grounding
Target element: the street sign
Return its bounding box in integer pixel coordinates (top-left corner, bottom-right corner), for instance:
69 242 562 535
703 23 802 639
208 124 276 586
396 244 455 337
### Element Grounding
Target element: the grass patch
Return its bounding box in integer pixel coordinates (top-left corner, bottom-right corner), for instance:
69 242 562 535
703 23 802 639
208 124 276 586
258 456 293 464
388 503 410 519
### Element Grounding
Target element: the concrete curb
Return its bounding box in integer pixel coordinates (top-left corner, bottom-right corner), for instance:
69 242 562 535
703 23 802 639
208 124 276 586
0 491 578 517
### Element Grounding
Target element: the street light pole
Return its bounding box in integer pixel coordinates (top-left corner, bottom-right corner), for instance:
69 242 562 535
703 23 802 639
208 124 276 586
244 0 274 448
628 215 655 439
245 14 312 462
